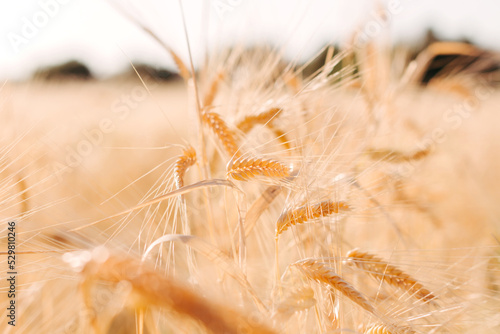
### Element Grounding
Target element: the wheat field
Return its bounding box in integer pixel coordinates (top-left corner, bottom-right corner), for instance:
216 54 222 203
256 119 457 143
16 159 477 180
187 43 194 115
1 5 500 333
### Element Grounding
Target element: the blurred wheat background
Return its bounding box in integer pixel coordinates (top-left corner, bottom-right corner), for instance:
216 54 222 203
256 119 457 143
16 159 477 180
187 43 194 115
1 1 500 333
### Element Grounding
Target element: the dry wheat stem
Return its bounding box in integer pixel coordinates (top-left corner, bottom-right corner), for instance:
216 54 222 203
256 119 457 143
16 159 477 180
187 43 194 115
244 184 282 238
12 172 29 218
346 249 436 303
276 200 350 236
173 146 198 273
202 110 240 157
111 5 190 82
70 179 242 232
294 259 376 314
227 156 291 181
142 234 267 313
174 146 197 189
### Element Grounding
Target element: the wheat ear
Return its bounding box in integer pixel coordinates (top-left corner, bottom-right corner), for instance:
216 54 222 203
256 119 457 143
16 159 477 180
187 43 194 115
236 107 282 133
203 70 225 107
276 200 349 236
365 324 393 334
80 251 276 334
365 146 431 163
294 259 375 314
364 324 415 334
275 286 316 319
168 48 191 81
174 146 197 189
283 71 302 93
226 156 290 181
428 77 474 99
202 110 240 157
236 107 290 150
267 125 291 150
346 249 436 303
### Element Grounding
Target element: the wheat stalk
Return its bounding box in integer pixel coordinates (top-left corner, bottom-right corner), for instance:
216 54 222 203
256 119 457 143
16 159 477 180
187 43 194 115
293 259 376 314
244 184 282 238
227 156 290 181
346 249 436 303
16 173 29 218
276 200 349 236
174 146 197 189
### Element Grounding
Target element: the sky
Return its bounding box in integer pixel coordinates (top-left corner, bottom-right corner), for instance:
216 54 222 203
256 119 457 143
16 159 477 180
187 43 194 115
0 0 499 80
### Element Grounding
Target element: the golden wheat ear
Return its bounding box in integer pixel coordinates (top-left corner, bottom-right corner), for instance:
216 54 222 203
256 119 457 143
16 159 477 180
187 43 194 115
365 324 390 334
202 70 225 107
167 47 191 81
346 249 436 303
202 110 241 157
79 249 276 334
274 285 316 320
364 146 431 163
428 76 475 99
405 41 482 84
293 258 376 314
236 107 283 133
282 70 303 93
276 200 349 236
174 145 197 189
108 4 191 82
236 107 291 150
226 156 291 182
364 323 414 334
